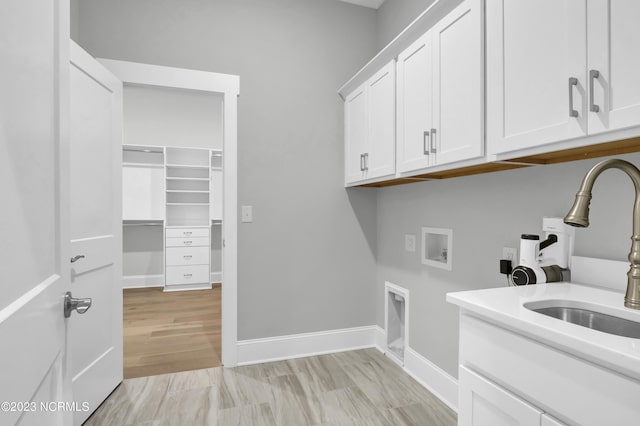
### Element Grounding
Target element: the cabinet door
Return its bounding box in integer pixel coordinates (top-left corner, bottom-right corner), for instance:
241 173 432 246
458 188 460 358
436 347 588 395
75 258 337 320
344 83 368 184
459 366 542 426
487 0 587 155
587 0 640 134
366 60 396 179
432 0 483 166
396 32 433 173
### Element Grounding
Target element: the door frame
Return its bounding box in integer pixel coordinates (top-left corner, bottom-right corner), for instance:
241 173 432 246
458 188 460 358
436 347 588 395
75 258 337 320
97 59 240 367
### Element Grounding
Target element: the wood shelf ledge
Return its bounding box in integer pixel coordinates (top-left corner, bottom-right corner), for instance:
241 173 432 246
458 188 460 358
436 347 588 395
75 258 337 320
357 137 640 188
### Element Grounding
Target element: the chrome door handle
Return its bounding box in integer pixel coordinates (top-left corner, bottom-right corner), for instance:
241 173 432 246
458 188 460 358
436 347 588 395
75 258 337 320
430 128 437 154
589 69 600 112
423 131 430 155
360 154 364 171
363 153 369 171
568 77 579 117
70 255 85 263
64 291 92 318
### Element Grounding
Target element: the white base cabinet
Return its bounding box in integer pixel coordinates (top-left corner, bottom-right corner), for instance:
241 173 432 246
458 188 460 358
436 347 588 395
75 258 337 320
458 313 640 426
460 366 566 426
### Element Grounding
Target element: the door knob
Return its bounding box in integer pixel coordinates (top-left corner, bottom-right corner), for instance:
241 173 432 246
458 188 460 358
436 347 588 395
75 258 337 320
64 291 92 318
70 255 85 263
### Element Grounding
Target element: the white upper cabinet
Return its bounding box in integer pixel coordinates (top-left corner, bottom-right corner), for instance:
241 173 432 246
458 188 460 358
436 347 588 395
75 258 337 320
344 60 395 185
587 0 640 135
345 83 368 184
432 0 483 166
397 32 433 172
488 0 640 156
396 0 483 174
367 62 396 179
487 0 588 155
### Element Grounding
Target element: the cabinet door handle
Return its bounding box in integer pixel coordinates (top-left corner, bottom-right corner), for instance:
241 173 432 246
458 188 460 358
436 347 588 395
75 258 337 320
568 77 579 117
589 69 600 113
360 154 364 171
430 128 437 154
423 131 430 155
363 153 369 171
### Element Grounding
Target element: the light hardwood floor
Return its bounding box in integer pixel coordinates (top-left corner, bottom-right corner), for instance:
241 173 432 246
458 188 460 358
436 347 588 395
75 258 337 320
86 348 456 426
123 286 222 379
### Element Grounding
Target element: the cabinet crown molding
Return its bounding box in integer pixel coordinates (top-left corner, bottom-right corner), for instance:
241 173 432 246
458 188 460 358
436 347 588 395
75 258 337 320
338 0 464 99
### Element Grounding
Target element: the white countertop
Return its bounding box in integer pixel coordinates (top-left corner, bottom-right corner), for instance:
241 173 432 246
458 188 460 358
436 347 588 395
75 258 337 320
447 283 640 381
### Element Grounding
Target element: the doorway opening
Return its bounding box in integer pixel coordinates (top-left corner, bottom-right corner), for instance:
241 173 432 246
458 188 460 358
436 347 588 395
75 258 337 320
101 59 239 378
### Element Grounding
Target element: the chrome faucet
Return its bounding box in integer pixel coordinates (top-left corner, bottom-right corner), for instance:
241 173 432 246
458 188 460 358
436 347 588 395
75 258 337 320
564 158 640 310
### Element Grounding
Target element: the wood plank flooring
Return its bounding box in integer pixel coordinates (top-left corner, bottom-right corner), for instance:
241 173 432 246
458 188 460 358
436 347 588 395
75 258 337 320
123 286 221 379
86 348 457 426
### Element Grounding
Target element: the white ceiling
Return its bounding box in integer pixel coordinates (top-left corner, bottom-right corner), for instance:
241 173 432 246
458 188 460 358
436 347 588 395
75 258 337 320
337 0 386 9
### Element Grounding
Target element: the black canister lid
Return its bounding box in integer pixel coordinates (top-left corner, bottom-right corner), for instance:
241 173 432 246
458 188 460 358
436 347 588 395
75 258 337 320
521 234 540 240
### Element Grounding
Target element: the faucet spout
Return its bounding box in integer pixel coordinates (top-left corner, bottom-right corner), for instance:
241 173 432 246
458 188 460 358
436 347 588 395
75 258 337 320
564 159 640 310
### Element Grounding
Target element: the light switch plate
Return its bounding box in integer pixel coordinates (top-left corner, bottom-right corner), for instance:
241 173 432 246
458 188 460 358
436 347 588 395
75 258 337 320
405 234 416 252
241 205 253 223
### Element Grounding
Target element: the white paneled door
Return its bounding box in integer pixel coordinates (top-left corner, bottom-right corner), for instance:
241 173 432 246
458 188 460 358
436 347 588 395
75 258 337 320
0 0 72 425
69 42 124 425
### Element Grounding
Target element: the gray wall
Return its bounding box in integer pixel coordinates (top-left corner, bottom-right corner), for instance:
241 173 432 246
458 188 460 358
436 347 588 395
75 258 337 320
70 0 79 41
76 0 379 339
123 86 223 149
376 152 640 376
376 0 435 49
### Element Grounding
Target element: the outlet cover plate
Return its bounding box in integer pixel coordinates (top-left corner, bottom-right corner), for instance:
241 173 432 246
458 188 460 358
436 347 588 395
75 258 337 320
502 247 517 262
405 234 416 252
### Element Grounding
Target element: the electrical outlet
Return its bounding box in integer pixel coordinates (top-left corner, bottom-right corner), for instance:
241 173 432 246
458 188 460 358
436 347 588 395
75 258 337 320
502 247 517 262
405 234 416 252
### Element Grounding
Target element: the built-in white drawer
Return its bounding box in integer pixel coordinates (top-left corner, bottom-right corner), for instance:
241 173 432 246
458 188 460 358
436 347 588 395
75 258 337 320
166 228 209 238
165 236 209 247
165 265 210 285
166 246 209 266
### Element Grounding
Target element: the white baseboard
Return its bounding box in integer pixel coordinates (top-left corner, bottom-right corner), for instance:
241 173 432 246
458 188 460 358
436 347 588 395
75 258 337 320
404 347 458 412
123 272 222 289
210 271 222 284
373 325 385 351
237 325 380 366
122 274 164 289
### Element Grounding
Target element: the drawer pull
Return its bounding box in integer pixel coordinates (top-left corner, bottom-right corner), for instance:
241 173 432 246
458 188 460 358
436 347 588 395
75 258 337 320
183 231 192 236
183 255 193 259
184 273 193 278
184 240 192 245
